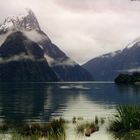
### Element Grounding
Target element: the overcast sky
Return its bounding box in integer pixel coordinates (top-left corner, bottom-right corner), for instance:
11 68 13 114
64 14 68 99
0 0 140 64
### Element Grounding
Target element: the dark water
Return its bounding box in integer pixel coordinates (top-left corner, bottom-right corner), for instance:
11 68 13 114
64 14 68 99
0 82 140 124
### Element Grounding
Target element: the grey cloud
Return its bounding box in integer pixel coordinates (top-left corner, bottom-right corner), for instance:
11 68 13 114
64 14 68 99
0 0 140 64
52 0 138 13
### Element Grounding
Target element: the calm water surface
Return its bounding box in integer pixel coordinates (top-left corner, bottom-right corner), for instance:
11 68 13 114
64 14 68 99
0 82 140 140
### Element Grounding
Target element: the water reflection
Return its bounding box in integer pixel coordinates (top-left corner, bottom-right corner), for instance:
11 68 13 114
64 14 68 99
0 82 139 124
0 83 87 123
0 83 47 123
116 84 140 96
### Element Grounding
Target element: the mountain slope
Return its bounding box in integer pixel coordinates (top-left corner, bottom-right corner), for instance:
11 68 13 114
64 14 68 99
0 31 58 82
0 9 93 81
83 41 140 81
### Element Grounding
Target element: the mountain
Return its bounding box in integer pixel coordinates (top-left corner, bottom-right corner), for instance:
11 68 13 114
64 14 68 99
0 9 93 82
83 39 140 81
0 31 58 82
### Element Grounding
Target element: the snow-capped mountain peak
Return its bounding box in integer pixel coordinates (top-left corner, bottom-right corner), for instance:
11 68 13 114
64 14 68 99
125 38 140 49
98 50 122 59
0 9 94 81
0 9 40 34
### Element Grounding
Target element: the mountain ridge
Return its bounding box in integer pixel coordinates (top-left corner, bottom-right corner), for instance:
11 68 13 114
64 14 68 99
83 39 140 81
0 31 58 82
0 9 94 82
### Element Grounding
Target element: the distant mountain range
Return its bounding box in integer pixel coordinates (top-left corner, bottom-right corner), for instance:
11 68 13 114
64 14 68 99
0 9 93 82
83 39 140 81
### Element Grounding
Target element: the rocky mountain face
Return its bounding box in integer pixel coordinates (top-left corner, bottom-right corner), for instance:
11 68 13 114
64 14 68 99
0 9 93 82
0 31 58 82
83 40 140 81
0 9 40 34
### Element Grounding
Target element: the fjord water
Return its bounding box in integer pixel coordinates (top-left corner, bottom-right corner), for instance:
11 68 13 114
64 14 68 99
0 82 140 139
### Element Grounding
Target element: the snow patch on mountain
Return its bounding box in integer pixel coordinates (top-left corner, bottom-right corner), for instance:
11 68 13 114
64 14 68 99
0 9 40 34
0 19 14 32
39 45 44 50
126 38 140 49
0 9 50 46
100 50 122 59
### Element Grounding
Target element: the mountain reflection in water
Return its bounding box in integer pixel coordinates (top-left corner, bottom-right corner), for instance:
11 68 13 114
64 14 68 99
0 82 139 125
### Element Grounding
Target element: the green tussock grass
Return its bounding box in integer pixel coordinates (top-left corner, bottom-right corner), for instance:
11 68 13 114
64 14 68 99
109 105 140 133
0 118 66 140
